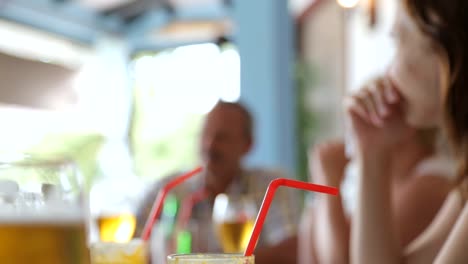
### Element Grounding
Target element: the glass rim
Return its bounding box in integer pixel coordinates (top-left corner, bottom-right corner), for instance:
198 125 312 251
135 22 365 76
0 152 84 194
91 239 145 246
167 253 254 260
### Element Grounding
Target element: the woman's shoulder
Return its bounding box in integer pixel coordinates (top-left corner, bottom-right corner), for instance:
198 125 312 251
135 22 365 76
401 155 455 206
413 154 458 182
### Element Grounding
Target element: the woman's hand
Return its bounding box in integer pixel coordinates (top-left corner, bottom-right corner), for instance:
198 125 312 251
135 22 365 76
309 141 349 187
344 76 416 156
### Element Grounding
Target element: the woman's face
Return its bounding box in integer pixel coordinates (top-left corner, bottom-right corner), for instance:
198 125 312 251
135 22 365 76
388 4 444 128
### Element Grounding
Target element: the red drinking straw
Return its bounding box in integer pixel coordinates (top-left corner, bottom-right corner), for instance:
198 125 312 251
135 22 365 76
176 188 209 229
142 166 203 241
244 178 339 256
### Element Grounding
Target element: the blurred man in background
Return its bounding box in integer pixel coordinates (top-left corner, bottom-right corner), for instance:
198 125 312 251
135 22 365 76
136 101 300 264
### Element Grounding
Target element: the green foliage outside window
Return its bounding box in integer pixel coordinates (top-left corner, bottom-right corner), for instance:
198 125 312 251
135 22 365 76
27 133 105 190
295 59 319 182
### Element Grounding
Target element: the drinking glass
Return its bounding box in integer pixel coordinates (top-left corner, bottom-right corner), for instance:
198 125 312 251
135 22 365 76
90 178 143 243
212 194 257 253
89 178 149 263
0 153 89 263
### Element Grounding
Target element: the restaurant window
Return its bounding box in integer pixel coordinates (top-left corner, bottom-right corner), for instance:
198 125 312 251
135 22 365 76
130 42 240 180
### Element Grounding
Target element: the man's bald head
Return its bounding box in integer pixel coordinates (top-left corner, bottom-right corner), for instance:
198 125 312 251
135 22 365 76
200 101 254 191
209 101 254 142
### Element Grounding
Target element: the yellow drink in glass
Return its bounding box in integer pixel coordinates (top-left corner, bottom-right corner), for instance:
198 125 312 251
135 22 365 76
97 213 136 242
216 220 255 253
0 154 90 263
0 218 89 264
167 254 255 264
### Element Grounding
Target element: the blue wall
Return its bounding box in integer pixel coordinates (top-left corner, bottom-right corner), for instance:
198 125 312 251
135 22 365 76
234 0 297 176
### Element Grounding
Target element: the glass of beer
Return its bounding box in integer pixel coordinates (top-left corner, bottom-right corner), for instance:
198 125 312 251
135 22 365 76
89 178 149 264
212 194 257 253
0 154 89 264
167 253 255 264
90 178 142 243
96 211 136 243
